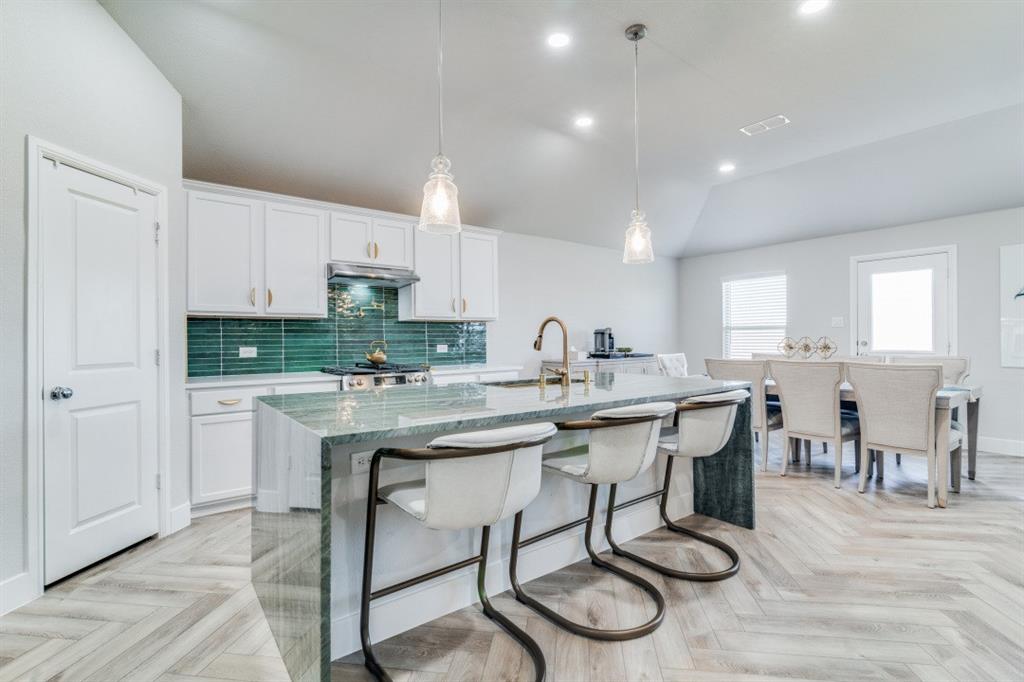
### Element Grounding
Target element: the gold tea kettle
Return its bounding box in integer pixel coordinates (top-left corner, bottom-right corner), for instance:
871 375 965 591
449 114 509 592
365 340 388 365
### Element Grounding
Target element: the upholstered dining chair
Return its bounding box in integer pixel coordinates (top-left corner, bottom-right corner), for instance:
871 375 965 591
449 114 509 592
886 355 970 385
846 362 962 508
656 353 688 377
768 360 860 488
704 359 780 471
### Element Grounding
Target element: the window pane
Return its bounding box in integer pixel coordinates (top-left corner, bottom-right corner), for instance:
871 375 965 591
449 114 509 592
870 269 933 352
725 328 786 360
722 274 787 359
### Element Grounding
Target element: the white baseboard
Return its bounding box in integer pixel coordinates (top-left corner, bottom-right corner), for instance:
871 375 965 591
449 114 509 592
331 490 693 659
191 495 254 519
978 436 1024 457
0 571 41 617
167 502 192 535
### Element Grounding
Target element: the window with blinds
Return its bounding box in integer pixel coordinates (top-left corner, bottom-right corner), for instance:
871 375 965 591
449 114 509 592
722 274 787 359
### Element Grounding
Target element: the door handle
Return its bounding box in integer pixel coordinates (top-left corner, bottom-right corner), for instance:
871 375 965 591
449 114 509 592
50 386 74 401
250 288 256 307
374 242 380 260
267 289 273 307
462 297 467 314
217 398 242 406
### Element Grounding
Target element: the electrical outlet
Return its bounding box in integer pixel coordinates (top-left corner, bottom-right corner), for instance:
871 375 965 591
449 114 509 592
436 344 448 353
239 346 257 358
831 317 845 328
350 451 373 474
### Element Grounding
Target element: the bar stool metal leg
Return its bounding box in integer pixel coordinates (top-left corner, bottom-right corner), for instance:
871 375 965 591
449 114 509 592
604 458 740 583
508 484 666 640
359 461 389 681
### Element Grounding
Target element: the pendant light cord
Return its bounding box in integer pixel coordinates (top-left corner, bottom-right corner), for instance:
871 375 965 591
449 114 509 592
437 0 444 157
633 40 640 212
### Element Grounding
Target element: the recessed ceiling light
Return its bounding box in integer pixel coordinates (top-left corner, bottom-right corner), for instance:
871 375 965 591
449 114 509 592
718 162 736 174
547 32 571 48
574 115 594 128
798 0 830 15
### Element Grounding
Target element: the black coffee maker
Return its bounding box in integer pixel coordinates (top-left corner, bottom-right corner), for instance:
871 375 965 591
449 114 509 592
593 328 615 353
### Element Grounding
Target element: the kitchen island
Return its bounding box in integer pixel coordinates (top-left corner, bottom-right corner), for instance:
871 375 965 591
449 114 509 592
252 373 754 681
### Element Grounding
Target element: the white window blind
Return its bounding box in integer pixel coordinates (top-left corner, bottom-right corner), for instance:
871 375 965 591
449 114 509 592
722 274 787 359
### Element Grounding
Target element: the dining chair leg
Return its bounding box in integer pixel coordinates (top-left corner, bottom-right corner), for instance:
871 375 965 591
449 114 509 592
926 451 937 509
857 441 869 493
876 452 884 480
937 447 949 508
781 435 791 477
952 446 962 493
896 453 902 465
854 439 861 474
760 426 770 472
823 442 828 454
803 439 811 464
833 438 843 489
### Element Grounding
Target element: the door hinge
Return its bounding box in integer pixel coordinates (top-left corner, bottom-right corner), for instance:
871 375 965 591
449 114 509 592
154 221 161 244
155 473 161 490
154 349 160 366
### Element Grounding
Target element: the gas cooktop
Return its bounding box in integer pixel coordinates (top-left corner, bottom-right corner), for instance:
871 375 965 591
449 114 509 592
320 363 432 390
320 362 430 376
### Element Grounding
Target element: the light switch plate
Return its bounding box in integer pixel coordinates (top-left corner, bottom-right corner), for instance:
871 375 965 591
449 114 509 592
239 346 257 358
436 344 448 353
831 317 845 328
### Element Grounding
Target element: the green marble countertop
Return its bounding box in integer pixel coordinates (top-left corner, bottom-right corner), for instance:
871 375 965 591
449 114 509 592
256 373 750 446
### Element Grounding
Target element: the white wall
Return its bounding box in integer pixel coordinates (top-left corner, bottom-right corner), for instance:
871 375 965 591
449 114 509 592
488 232 680 375
0 0 185 606
678 207 1024 451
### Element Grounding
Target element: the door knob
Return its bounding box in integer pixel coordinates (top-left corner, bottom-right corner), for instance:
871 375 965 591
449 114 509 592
50 386 74 400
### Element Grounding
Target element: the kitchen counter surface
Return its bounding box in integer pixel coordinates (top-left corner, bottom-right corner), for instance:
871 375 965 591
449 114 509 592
256 373 749 447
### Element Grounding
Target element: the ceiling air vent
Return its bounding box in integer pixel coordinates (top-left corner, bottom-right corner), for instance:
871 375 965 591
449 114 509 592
739 114 791 136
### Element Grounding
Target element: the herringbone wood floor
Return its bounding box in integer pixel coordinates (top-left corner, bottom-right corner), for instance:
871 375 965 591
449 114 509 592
2 444 1022 681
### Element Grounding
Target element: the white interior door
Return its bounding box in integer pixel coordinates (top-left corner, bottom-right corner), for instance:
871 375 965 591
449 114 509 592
42 162 160 584
855 251 952 356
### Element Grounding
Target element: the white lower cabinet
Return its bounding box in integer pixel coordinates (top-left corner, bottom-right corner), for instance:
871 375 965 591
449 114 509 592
190 413 255 507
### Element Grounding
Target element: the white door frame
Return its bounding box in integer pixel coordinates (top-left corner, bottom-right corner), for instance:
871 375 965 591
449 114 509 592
848 244 958 356
20 136 172 607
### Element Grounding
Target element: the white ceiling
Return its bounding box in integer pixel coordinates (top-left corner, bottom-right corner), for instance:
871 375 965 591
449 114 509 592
102 0 1024 257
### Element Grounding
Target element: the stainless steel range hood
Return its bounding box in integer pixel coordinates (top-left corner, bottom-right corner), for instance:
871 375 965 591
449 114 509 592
326 262 420 288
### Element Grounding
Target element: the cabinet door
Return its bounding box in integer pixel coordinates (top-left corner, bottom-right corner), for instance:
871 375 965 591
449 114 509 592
412 230 459 319
265 202 327 316
187 191 261 314
329 210 374 264
372 218 414 269
459 231 499 320
191 413 253 505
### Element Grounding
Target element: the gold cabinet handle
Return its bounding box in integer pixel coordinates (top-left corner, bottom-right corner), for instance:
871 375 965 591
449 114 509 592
374 242 380 259
451 298 456 313
217 399 242 406
249 287 256 307
367 241 373 258
462 297 467 314
267 289 273 307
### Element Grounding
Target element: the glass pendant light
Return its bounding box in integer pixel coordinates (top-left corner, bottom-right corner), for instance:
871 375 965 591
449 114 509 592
623 23 653 264
418 0 461 234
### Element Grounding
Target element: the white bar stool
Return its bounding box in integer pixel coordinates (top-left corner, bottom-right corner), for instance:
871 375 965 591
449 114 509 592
508 401 676 641
359 422 557 681
604 389 748 582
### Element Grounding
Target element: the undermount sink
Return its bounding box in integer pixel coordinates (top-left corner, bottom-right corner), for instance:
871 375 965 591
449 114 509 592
485 377 587 388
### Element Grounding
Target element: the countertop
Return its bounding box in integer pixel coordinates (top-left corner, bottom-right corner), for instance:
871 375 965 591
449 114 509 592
428 364 523 375
255 373 749 446
186 364 522 389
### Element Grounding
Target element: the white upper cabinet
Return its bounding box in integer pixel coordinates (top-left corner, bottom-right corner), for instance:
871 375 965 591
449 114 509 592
459 231 499 320
188 191 261 314
372 217 414 269
399 227 499 321
264 202 327 316
329 211 374 265
401 229 459 319
329 211 413 270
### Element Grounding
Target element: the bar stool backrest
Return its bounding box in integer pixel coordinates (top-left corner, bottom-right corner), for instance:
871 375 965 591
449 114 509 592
768 360 843 439
887 355 969 385
656 353 688 377
845 363 942 455
569 402 675 484
704 358 769 430
674 389 749 459
425 423 557 528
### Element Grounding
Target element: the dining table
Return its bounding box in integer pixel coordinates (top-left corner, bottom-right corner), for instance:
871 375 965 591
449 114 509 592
764 381 983 508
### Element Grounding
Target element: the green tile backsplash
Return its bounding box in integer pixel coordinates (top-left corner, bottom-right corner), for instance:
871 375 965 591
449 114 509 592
187 284 486 377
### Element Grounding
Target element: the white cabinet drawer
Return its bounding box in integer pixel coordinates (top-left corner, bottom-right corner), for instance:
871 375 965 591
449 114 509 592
433 374 479 386
272 382 339 395
190 386 270 415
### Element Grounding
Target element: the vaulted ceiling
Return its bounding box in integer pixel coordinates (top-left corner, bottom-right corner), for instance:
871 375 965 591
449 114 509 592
103 0 1024 257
